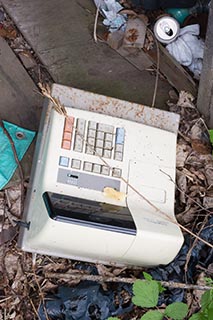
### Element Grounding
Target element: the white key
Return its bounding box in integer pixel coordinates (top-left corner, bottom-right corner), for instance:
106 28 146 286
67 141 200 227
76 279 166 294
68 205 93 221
101 166 110 176
85 146 94 155
88 121 97 130
87 137 95 147
114 152 123 161
103 149 112 159
95 147 103 156
104 141 112 150
84 162 93 172
98 123 114 133
105 133 113 141
76 119 86 135
96 139 104 148
88 129 96 138
93 164 101 174
71 159 81 169
74 135 83 152
96 131 105 140
112 168 122 178
115 144 124 153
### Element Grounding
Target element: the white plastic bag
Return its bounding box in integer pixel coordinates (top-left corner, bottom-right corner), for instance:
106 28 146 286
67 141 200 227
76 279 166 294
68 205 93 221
166 24 204 79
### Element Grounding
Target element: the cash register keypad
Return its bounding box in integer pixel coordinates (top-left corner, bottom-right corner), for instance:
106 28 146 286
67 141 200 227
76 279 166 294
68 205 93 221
60 117 124 178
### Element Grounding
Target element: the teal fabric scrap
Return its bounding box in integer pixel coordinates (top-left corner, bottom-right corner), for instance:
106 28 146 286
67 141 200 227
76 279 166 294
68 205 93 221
0 121 36 190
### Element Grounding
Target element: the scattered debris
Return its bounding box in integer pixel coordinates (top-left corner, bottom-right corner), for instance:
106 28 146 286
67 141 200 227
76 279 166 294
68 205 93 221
0 2 212 320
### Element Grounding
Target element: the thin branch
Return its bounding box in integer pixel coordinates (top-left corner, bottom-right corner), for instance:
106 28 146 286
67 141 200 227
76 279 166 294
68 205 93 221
29 297 42 320
147 28 160 108
93 5 100 43
32 264 50 320
38 83 67 117
0 296 13 304
45 272 212 291
184 214 210 278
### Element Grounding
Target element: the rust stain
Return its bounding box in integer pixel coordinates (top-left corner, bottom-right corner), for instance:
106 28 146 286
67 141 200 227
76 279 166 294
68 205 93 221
126 28 138 43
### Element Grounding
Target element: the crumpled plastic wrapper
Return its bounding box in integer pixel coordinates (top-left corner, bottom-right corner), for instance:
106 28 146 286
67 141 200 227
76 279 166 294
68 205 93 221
166 24 204 79
94 0 127 32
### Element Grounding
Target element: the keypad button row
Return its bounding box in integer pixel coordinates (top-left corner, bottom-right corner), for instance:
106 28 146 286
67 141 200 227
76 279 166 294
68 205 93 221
59 157 122 178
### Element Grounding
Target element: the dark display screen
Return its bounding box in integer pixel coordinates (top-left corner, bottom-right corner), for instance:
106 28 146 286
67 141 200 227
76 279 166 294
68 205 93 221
43 192 136 235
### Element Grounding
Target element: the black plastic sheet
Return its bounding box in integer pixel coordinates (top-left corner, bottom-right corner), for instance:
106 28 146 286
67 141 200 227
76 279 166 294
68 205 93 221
39 282 133 320
150 216 213 304
39 217 212 319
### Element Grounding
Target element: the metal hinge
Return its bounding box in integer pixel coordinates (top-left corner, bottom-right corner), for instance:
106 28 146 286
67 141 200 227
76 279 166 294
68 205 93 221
14 220 31 230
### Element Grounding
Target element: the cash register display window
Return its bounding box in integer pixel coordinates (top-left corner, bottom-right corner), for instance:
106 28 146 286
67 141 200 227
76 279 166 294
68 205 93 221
43 192 136 235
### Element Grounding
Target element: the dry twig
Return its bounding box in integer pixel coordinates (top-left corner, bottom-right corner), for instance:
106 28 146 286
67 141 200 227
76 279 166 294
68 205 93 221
147 28 160 108
184 214 211 280
32 265 50 320
93 4 100 43
38 83 67 117
45 271 212 291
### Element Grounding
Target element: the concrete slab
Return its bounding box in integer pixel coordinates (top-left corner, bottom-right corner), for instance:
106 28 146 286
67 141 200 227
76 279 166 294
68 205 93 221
0 37 42 130
1 0 172 109
0 37 43 187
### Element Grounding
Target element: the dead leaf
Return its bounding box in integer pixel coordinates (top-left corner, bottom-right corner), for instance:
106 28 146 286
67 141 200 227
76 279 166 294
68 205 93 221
182 168 195 182
113 266 127 276
194 272 206 307
177 91 195 109
11 261 26 293
203 196 213 208
0 226 17 245
41 280 58 292
176 144 190 168
176 206 199 224
42 262 69 272
4 253 19 280
176 171 187 203
189 168 206 182
97 264 114 277
8 311 16 319
191 139 212 154
207 263 213 276
5 185 22 218
205 166 213 186
0 25 17 39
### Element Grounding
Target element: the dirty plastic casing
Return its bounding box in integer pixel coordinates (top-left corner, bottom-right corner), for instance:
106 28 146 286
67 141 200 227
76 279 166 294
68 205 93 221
18 84 183 267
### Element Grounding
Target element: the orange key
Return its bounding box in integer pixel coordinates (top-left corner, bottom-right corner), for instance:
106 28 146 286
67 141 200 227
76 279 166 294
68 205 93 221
64 117 74 133
61 140 71 150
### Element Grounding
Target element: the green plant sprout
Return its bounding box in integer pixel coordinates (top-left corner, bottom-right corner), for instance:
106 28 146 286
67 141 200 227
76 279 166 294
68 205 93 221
108 274 213 320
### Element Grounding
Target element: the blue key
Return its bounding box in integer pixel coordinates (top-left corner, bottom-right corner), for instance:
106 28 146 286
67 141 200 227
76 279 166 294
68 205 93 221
59 156 69 167
115 128 125 144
